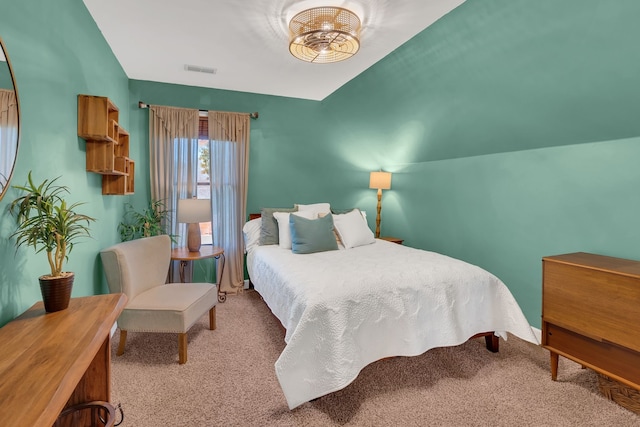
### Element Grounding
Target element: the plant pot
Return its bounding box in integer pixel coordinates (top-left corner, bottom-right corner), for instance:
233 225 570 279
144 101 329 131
39 272 74 313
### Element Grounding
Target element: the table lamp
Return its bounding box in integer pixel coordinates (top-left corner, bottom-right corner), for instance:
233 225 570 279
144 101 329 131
369 171 392 238
177 198 211 252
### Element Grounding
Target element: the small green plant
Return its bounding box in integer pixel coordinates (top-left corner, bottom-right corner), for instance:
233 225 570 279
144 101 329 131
118 199 175 242
9 171 95 278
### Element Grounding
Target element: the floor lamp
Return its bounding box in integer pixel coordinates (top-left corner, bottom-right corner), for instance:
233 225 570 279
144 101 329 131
369 171 392 238
177 198 212 252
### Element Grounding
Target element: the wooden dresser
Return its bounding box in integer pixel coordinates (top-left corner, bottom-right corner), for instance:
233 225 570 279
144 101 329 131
542 252 640 391
0 293 126 426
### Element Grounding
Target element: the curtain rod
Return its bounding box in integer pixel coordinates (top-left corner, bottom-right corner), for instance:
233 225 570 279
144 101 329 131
138 101 259 120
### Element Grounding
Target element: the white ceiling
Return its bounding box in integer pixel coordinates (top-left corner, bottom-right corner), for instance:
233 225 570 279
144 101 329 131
82 0 464 101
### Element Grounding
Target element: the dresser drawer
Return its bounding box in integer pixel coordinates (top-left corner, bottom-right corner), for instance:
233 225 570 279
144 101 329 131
543 258 640 353
543 322 640 386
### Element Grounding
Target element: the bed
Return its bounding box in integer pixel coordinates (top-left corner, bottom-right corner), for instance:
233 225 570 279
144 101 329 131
244 207 538 409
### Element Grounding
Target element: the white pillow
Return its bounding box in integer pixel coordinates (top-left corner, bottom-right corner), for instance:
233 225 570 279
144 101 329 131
332 209 375 249
242 218 262 253
273 210 317 249
296 203 331 216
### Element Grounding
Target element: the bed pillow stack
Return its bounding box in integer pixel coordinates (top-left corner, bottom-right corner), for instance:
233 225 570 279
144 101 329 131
246 203 376 254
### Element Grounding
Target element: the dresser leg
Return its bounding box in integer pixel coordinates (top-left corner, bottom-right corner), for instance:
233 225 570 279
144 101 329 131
550 352 559 381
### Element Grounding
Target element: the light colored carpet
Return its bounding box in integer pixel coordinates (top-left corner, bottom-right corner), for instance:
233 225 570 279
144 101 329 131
111 290 640 426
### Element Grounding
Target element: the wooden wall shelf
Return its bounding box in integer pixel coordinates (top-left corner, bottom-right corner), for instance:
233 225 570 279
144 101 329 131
78 94 135 195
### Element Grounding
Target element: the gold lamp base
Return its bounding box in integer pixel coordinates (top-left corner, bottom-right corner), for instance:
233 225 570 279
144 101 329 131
375 188 382 238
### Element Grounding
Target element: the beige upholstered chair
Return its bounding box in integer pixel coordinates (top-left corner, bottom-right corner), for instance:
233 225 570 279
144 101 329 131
100 235 217 364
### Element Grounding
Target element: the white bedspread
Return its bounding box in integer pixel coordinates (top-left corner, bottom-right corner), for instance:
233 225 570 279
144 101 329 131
247 239 538 409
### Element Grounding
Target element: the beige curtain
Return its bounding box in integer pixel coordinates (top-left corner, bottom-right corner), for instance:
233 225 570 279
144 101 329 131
148 105 200 248
208 111 250 295
0 89 18 192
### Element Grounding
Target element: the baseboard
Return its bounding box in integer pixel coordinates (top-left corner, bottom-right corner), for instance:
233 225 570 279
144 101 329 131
244 279 250 289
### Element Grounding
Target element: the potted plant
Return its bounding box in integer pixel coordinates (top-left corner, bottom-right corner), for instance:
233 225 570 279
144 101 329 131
9 171 95 312
118 199 175 242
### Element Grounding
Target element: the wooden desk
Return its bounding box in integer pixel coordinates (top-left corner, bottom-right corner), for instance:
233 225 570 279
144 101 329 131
171 245 226 302
0 293 127 427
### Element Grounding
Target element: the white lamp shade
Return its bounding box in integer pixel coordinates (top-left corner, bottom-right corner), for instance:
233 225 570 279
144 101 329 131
369 171 392 190
177 199 211 223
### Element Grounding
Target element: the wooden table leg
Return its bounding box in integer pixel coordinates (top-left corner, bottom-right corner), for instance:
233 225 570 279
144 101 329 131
215 253 226 302
178 260 188 283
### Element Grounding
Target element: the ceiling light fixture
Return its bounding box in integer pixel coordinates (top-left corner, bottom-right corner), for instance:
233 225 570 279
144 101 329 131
289 6 361 64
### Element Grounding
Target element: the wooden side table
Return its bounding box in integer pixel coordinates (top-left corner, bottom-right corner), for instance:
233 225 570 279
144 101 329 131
171 246 226 302
379 236 404 245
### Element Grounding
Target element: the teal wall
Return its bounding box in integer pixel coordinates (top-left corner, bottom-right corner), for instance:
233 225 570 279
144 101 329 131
0 0 130 325
321 0 640 324
0 58 12 90
1 0 638 328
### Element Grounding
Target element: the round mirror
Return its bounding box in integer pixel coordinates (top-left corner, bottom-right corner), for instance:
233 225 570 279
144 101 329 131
0 36 20 201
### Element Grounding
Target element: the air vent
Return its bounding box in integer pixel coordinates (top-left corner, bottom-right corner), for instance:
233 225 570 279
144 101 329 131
184 64 217 74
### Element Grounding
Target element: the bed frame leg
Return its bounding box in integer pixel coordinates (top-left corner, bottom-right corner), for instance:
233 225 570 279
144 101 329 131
485 334 499 353
470 332 499 352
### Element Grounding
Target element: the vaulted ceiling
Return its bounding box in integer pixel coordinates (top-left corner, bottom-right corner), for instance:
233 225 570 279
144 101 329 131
82 0 464 101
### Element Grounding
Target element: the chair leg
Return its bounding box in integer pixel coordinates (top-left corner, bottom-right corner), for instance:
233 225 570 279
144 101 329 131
209 306 216 330
117 330 127 356
178 332 187 364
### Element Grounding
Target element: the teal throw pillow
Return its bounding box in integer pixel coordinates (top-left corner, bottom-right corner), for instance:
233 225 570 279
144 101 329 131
290 213 339 254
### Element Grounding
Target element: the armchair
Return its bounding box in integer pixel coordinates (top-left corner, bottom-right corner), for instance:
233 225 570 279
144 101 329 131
100 235 217 364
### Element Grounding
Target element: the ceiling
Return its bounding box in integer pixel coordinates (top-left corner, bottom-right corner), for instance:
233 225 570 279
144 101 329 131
82 0 464 101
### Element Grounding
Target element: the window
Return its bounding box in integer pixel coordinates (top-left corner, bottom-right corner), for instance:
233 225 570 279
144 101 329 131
198 115 212 244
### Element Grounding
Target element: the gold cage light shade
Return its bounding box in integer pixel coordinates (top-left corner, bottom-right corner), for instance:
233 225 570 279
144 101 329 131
289 6 361 64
